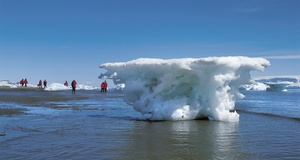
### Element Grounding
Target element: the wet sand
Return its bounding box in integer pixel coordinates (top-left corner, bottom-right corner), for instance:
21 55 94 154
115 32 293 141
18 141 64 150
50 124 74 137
0 88 86 104
0 108 26 116
0 86 41 90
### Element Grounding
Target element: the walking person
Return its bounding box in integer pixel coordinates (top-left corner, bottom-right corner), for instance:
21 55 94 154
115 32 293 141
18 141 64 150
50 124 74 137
20 79 24 87
43 79 47 88
37 80 42 88
24 78 28 87
71 80 77 94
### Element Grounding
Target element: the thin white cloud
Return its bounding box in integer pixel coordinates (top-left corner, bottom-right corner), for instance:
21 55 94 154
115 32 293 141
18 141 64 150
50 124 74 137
264 54 300 59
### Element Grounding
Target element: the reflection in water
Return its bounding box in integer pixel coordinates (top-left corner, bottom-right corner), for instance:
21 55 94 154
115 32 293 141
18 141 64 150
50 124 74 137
211 122 239 159
123 120 240 159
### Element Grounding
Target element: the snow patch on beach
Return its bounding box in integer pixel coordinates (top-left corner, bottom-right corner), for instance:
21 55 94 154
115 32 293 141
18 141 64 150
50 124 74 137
45 83 100 91
99 56 270 122
0 80 36 88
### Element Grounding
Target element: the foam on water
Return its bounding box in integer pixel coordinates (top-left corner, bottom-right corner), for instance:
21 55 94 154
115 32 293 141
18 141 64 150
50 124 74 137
99 56 270 122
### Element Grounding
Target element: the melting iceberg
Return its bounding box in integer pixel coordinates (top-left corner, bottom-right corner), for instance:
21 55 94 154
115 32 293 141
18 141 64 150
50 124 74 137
99 56 270 122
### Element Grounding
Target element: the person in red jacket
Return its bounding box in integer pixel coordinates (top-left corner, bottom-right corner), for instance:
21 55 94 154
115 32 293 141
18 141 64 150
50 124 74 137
71 80 77 94
101 81 108 92
104 81 108 92
20 79 24 87
101 82 105 92
24 78 28 87
64 81 68 87
37 80 42 88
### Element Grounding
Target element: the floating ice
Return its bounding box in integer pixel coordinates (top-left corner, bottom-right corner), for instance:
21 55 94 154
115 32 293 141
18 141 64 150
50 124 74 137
254 76 300 90
240 82 268 91
265 82 293 92
240 76 300 91
99 56 270 122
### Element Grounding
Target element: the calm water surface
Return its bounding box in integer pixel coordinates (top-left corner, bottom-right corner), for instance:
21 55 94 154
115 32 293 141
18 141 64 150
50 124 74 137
0 89 299 160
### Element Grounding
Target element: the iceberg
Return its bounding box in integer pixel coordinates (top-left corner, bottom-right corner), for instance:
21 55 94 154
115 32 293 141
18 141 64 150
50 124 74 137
240 75 300 91
100 56 270 122
254 76 300 90
240 82 268 91
265 82 293 92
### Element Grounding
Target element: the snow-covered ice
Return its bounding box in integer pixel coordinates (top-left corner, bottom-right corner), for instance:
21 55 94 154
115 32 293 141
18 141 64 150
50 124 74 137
99 56 270 122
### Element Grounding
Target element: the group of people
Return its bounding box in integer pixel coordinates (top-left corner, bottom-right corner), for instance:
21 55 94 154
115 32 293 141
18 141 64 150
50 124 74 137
37 79 47 89
19 78 28 87
101 81 108 92
37 79 77 94
19 78 108 94
39 79 77 94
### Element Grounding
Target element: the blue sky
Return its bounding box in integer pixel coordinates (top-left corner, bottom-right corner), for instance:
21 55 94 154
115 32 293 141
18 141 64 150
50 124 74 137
0 0 299 85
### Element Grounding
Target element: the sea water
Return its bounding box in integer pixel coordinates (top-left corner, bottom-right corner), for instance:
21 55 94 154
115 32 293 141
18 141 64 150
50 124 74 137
0 89 299 160
237 89 300 119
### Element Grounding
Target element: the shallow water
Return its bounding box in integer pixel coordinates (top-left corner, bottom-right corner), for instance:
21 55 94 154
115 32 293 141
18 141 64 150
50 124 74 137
0 89 299 159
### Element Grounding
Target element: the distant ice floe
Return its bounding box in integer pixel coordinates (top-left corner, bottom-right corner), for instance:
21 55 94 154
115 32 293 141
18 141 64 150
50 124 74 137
254 76 299 91
240 82 268 91
265 82 293 92
240 75 300 91
99 56 270 122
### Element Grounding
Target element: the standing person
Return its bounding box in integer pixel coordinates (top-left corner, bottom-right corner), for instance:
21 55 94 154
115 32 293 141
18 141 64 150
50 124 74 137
101 81 108 92
104 81 108 92
71 80 77 94
43 79 47 88
64 81 68 87
38 80 42 88
100 82 105 92
24 78 28 87
20 79 24 87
